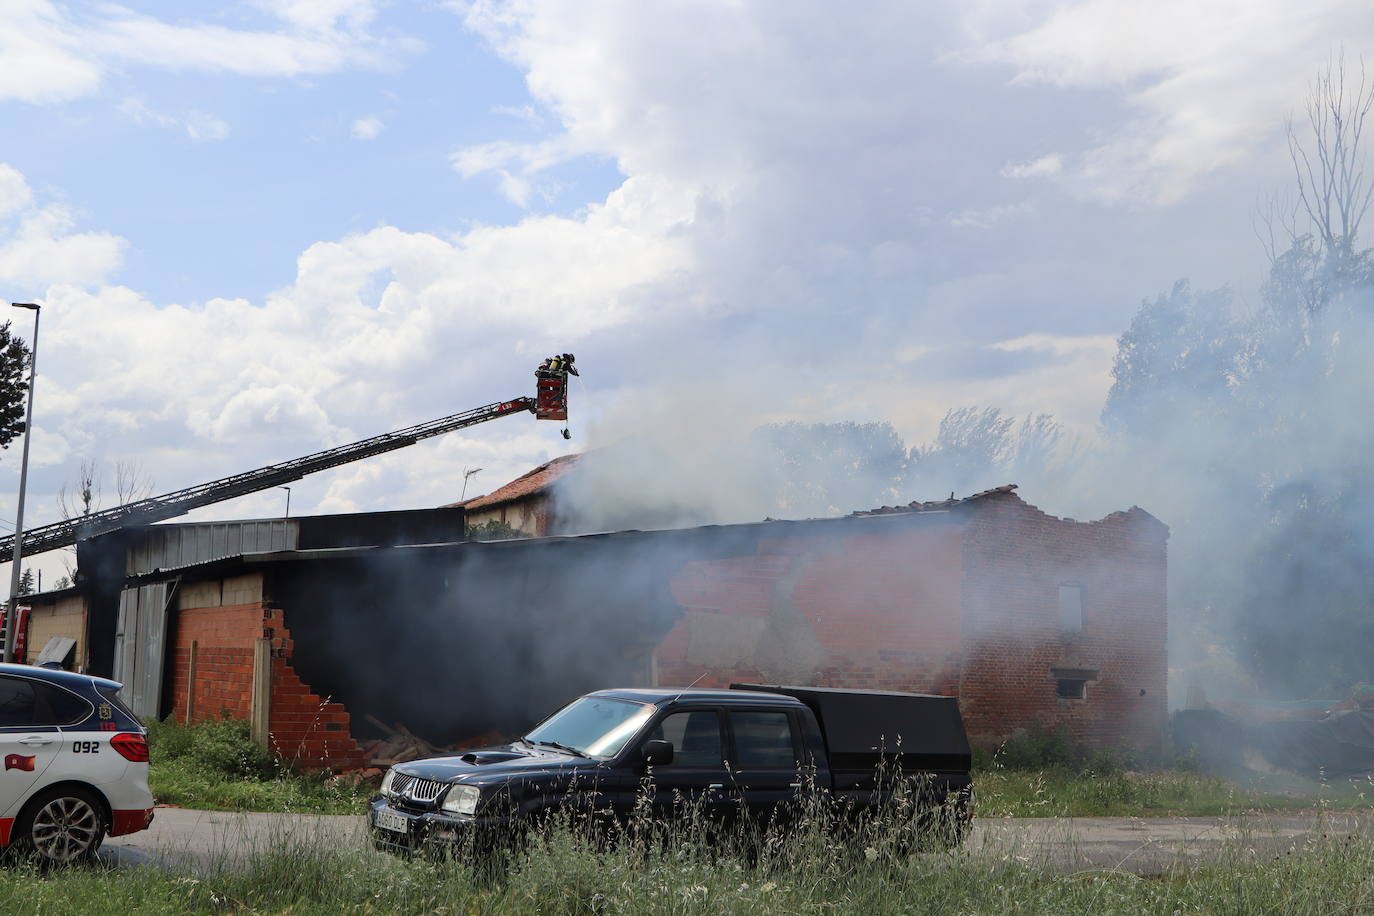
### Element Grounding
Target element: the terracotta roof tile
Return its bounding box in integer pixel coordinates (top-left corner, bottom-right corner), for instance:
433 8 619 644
448 454 580 511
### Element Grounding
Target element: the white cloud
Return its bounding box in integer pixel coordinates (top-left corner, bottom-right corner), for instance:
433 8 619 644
1002 154 1062 179
0 156 690 517
0 165 34 218
185 111 231 143
27 425 70 469
989 332 1118 358
491 103 542 127
350 116 383 140
0 1 101 104
949 202 1033 229
119 98 230 142
254 0 380 33
0 173 124 289
197 384 336 443
972 0 1374 203
0 0 420 105
450 137 575 207
0 1 1353 533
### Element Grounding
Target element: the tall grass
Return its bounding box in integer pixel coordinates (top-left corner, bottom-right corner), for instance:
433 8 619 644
973 725 1374 817
6 801 1374 914
146 718 368 814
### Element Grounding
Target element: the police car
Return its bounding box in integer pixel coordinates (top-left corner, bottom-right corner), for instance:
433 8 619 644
0 662 153 863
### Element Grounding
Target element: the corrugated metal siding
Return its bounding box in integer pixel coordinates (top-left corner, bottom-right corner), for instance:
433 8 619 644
125 520 297 576
113 583 171 720
114 520 295 719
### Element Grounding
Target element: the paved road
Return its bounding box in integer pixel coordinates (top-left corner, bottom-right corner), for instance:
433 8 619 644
101 808 363 871
101 808 1374 875
972 812 1374 873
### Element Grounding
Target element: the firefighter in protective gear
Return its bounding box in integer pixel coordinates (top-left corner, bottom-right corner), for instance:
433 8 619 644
537 353 578 378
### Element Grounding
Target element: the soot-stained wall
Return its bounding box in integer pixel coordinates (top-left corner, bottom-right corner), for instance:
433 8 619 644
272 537 704 746
144 490 1166 766
656 521 965 693
653 494 1168 750
957 497 1168 749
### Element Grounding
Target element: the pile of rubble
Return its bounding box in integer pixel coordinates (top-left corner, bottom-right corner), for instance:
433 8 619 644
335 717 508 784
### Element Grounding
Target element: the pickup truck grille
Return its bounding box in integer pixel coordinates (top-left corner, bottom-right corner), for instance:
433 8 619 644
390 773 447 806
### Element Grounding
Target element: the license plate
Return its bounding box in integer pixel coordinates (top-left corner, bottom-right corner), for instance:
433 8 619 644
374 809 409 834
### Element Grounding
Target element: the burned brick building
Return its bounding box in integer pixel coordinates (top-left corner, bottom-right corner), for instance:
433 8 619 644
451 454 579 537
21 484 1167 768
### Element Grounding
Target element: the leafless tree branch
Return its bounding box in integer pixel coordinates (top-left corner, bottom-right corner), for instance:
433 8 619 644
1288 51 1374 258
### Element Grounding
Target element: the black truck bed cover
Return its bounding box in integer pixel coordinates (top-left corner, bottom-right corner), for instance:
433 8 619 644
731 684 971 773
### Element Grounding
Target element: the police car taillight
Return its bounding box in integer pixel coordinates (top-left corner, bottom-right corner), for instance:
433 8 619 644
110 733 149 763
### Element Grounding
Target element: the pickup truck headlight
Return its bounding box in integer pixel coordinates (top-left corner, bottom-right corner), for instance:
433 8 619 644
380 768 398 797
440 784 481 816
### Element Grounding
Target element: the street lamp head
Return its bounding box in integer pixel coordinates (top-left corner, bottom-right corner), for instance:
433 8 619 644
10 303 38 311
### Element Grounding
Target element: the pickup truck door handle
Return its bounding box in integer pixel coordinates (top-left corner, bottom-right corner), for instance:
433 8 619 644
18 735 55 746
788 782 803 788
707 784 724 791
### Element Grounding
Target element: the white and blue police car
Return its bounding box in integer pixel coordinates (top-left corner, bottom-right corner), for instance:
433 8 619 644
0 662 154 863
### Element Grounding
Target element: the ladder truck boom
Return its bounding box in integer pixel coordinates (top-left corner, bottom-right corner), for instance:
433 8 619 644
0 355 578 566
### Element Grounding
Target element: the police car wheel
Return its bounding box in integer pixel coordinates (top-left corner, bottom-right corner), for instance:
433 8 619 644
17 787 107 864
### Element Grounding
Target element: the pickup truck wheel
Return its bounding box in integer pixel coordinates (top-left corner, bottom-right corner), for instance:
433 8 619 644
14 787 107 866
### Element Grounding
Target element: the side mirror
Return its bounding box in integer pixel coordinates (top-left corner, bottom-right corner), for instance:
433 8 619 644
642 739 674 767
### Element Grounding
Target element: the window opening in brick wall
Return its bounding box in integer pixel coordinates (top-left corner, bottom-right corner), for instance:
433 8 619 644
1056 678 1086 700
1058 585 1083 634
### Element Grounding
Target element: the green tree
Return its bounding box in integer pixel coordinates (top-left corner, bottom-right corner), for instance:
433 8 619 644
1101 281 1240 439
1101 58 1374 696
16 568 34 596
0 320 32 452
465 520 530 541
756 420 908 514
906 407 1066 500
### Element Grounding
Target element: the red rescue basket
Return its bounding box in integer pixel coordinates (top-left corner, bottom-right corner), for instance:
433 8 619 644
534 354 576 422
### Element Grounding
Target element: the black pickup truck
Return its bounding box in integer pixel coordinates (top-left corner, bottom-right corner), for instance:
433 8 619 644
369 684 972 853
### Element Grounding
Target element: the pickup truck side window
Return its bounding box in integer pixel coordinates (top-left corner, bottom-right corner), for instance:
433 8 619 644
729 711 799 769
643 711 723 768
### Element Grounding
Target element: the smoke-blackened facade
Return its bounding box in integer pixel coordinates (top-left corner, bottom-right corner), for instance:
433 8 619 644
57 487 1165 767
655 487 1168 749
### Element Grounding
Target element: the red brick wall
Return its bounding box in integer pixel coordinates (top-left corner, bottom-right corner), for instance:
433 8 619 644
957 495 1168 750
655 521 965 695
653 497 1167 752
265 620 366 770
168 600 364 770
168 603 264 722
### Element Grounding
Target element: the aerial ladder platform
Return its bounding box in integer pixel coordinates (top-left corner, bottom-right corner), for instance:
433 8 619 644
0 354 579 566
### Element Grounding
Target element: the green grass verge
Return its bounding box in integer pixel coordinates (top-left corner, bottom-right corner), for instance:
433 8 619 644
146 717 1374 819
975 766 1374 817
6 815 1374 913
146 718 369 815
971 725 1374 818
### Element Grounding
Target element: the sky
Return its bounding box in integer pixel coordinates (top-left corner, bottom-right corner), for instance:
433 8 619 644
0 0 1369 587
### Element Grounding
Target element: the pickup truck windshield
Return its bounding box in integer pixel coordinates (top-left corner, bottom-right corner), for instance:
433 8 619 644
524 696 654 758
